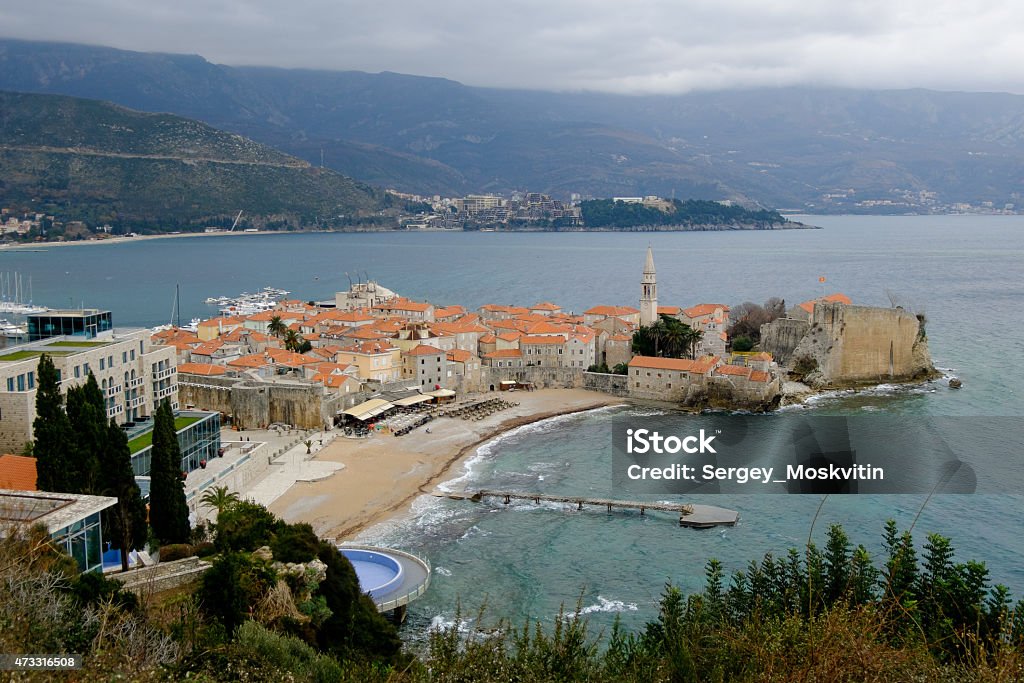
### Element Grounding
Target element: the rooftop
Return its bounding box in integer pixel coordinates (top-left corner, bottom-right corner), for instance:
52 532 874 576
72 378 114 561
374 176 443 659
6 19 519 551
0 489 117 533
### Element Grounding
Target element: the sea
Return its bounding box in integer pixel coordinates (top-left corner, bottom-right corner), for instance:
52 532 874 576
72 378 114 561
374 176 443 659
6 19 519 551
2 215 1022 640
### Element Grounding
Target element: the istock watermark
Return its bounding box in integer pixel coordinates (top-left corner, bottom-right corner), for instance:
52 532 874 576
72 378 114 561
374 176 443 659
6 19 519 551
611 415 1017 495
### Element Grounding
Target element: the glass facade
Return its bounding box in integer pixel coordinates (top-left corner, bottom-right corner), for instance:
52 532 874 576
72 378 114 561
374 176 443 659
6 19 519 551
27 310 113 342
51 512 104 573
130 411 221 477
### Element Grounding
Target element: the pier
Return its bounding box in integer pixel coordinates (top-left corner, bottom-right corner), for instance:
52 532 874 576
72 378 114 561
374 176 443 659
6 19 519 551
436 490 739 528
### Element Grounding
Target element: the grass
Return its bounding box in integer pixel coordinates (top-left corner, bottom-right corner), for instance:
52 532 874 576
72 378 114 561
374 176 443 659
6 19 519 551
0 349 75 362
127 416 202 454
45 341 110 348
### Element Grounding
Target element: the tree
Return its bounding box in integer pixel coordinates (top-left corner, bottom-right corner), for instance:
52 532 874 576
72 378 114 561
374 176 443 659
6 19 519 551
283 328 303 352
267 315 287 339
199 485 240 520
101 420 149 572
727 298 785 343
148 400 190 545
33 354 75 492
731 335 754 352
64 374 106 494
632 314 702 359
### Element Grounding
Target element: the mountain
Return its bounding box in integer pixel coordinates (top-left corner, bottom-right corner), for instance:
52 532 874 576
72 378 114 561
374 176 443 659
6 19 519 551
2 38 1023 211
0 90 388 231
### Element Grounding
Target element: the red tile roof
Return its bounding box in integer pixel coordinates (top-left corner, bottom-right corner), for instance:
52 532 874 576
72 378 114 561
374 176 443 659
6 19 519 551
683 303 729 318
177 362 228 376
406 344 444 357
520 335 567 345
0 454 37 491
446 349 474 363
585 305 640 317
483 349 523 359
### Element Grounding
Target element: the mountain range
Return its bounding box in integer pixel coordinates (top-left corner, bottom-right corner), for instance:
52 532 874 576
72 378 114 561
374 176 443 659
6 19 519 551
0 90 389 231
1 38 1023 212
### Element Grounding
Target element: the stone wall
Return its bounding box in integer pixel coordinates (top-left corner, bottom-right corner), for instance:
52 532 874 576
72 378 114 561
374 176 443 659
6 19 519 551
179 375 336 430
113 556 211 595
582 371 631 397
759 317 810 365
478 366 585 391
0 390 33 452
790 303 932 386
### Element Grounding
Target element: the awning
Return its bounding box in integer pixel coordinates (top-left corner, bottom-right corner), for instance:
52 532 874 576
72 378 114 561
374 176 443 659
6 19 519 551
393 394 434 407
499 380 516 386
425 388 457 398
342 398 395 421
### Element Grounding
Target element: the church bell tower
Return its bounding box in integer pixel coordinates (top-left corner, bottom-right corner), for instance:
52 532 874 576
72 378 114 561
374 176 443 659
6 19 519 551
640 246 658 326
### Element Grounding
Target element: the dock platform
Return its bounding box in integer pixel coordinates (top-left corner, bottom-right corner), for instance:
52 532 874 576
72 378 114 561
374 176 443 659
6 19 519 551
434 490 739 528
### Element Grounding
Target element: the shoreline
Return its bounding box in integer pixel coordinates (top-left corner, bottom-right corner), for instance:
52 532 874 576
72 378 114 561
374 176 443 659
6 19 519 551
265 374 947 542
267 389 623 541
340 401 622 540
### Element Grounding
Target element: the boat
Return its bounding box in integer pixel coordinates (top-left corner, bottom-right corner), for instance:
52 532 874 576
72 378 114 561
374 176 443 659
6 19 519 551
0 318 27 337
0 272 48 314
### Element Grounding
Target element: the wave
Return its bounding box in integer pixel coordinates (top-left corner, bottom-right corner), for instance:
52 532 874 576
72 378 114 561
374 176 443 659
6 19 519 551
575 596 639 616
439 404 623 493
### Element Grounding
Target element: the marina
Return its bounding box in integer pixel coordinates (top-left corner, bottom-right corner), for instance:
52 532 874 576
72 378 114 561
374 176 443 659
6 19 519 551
205 285 291 315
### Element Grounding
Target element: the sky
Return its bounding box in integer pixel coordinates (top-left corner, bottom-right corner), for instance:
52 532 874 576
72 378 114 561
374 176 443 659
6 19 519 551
2 0 1023 94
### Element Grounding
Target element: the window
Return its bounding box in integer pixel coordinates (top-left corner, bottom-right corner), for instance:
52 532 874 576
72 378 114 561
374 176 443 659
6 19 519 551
99 358 105 370
83 363 89 374
130 349 135 361
6 378 13 391
122 352 127 363
27 372 34 390
108 355 113 367
17 375 25 391
74 366 81 378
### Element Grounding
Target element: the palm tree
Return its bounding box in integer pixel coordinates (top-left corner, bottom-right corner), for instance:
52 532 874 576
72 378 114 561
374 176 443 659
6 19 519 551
681 326 703 360
200 485 239 519
267 315 286 339
283 328 303 352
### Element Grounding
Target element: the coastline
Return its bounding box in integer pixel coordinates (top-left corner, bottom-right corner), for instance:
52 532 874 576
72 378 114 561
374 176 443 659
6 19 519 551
268 389 624 541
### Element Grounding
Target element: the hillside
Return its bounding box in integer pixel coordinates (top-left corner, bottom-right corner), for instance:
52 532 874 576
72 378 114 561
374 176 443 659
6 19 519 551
0 91 387 232
2 38 1024 212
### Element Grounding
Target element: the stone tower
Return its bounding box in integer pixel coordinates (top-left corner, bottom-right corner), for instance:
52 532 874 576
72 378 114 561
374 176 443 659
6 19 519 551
639 246 658 326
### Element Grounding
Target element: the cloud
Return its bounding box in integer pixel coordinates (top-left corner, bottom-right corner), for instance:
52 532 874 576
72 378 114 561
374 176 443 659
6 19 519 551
3 0 1023 94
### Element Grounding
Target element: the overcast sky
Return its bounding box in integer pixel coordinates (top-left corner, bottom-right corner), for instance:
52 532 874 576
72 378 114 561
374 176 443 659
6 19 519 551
2 0 1022 94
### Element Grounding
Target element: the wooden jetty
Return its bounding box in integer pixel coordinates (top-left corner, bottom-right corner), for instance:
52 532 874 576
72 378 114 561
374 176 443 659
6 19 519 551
434 490 739 529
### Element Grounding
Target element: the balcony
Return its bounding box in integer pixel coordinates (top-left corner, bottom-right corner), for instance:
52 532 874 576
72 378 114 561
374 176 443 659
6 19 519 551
127 376 144 389
106 384 122 398
153 367 176 381
127 395 147 410
107 404 124 418
155 384 178 400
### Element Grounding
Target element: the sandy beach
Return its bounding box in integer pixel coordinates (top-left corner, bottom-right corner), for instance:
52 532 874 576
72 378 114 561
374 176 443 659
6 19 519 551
269 388 623 540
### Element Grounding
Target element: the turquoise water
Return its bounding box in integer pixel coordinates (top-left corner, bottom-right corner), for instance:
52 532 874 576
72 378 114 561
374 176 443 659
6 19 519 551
2 215 1022 637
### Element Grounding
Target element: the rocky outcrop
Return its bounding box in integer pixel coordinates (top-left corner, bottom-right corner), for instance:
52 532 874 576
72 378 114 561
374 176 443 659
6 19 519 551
760 317 811 365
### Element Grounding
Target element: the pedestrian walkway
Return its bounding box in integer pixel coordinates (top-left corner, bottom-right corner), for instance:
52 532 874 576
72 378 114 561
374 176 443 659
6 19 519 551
243 431 343 508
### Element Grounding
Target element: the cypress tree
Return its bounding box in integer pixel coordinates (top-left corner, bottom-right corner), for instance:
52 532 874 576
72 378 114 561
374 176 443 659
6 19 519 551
149 400 190 545
32 354 74 492
101 419 149 572
65 373 106 494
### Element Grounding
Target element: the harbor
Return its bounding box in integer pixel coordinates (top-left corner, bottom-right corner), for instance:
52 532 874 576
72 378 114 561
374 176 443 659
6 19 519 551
204 286 291 315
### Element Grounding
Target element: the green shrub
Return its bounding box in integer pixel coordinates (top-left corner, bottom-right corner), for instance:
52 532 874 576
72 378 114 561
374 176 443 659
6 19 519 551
68 570 139 613
159 543 194 562
731 335 754 352
193 541 217 557
200 551 276 635
271 523 320 564
215 500 280 552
